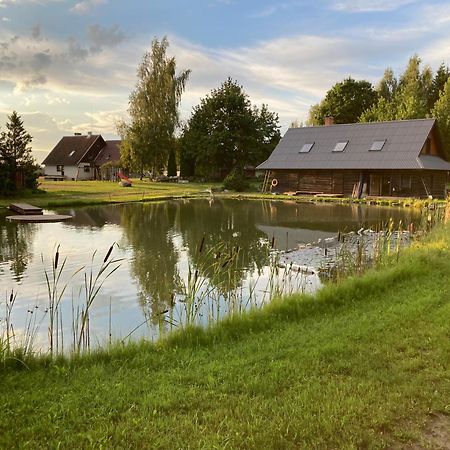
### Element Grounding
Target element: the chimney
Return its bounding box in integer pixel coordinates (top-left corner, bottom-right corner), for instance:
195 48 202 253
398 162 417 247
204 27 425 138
87 131 92 136
324 116 334 126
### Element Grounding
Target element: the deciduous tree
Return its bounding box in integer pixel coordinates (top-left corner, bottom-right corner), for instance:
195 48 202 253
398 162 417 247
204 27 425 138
308 78 377 125
432 78 450 160
119 37 190 177
180 78 280 179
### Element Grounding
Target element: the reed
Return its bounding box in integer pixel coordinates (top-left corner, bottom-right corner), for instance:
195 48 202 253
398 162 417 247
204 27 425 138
73 244 122 353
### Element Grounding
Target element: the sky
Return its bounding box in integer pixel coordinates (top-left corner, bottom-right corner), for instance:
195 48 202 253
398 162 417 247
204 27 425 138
1 0 450 163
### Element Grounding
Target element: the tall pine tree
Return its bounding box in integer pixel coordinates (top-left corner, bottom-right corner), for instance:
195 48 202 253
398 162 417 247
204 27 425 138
0 111 37 194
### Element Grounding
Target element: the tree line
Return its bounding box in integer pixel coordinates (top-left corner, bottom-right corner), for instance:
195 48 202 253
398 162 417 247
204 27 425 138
307 55 450 159
0 112 38 195
118 37 281 182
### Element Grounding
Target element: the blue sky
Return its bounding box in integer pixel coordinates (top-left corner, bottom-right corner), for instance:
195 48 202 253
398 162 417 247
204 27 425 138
1 0 450 162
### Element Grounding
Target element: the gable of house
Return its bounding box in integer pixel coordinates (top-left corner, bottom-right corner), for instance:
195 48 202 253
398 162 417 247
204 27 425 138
95 140 121 166
42 135 103 166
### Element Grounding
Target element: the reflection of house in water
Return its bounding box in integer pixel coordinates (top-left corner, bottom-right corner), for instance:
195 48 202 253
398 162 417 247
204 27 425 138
59 205 123 229
257 225 335 251
257 201 421 250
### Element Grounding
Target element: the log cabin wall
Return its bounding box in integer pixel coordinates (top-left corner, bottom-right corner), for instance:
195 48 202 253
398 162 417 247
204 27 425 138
271 169 449 198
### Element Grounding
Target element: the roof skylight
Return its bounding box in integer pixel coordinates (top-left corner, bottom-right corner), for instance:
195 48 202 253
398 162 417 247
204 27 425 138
332 141 348 152
370 140 386 151
69 150 75 157
299 142 314 153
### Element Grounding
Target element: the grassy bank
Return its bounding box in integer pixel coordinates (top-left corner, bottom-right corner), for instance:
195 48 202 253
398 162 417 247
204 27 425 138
1 178 446 209
0 179 223 208
1 224 449 448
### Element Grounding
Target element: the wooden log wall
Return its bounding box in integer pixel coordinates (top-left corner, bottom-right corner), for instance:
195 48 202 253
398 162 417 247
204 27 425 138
271 169 449 198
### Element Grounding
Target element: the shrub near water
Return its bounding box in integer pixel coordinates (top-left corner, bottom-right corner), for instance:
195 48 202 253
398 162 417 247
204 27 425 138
222 168 250 192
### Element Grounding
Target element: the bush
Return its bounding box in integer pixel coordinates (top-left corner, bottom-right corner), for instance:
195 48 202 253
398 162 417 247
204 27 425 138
222 168 249 192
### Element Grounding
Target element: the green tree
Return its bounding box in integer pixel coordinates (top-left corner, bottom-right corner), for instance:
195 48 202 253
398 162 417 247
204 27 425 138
361 55 434 122
429 63 450 110
180 78 280 179
308 77 377 125
377 67 398 101
167 147 177 176
0 111 38 194
432 78 450 161
119 37 190 177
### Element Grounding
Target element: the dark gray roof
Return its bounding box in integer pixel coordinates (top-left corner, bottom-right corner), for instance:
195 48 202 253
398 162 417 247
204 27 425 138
42 135 102 166
95 140 121 166
257 119 450 171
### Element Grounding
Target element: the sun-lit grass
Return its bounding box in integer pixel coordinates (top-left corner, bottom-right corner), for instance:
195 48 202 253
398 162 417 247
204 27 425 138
1 178 446 209
0 178 223 208
1 222 450 448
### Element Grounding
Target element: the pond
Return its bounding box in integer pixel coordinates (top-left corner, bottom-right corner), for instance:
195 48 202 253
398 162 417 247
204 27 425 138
0 198 421 352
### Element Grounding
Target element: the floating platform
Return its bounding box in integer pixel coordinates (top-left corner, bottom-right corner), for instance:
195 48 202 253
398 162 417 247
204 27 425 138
6 214 72 223
9 203 43 215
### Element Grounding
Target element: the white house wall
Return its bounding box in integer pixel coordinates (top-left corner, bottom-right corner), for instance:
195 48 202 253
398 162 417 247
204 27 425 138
44 164 93 180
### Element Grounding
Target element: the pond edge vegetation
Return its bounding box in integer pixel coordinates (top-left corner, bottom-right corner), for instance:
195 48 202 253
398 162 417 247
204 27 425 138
1 201 448 371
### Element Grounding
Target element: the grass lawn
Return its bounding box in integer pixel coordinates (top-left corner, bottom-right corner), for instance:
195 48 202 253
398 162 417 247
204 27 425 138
0 178 224 208
1 223 449 448
1 179 444 210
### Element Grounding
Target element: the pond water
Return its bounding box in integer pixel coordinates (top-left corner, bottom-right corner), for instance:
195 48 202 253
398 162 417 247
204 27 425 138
0 198 421 351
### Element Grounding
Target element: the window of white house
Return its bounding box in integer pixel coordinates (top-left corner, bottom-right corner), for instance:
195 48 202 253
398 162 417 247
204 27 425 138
332 141 348 152
299 142 314 153
84 166 90 173
69 150 75 157
56 165 63 172
370 140 386 151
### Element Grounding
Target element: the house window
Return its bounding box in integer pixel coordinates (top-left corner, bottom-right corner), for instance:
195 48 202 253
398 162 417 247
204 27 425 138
56 165 63 172
69 150 75 157
370 140 386 151
299 143 314 153
84 166 90 173
332 141 348 152
401 175 412 190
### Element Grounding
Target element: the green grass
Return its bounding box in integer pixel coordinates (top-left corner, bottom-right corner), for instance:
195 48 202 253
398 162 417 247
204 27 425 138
2 178 445 209
1 224 450 448
0 179 223 208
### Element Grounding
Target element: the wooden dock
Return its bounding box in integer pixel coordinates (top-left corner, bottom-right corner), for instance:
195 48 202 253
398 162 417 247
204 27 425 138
9 203 43 215
6 214 72 223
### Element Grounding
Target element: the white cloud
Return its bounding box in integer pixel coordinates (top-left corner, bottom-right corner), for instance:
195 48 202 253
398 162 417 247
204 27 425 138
0 0 60 6
77 109 125 134
249 1 303 19
70 0 106 14
332 0 418 13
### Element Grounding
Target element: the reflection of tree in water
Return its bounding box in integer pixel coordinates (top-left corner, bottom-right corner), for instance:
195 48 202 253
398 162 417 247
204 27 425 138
120 199 272 321
0 220 37 281
178 198 270 291
120 202 182 320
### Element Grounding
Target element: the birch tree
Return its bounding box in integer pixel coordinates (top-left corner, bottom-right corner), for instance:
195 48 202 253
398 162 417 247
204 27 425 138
119 37 190 177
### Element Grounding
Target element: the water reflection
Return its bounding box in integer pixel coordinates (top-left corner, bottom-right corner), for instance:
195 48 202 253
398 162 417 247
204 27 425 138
120 202 182 319
0 213 38 281
0 199 422 346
